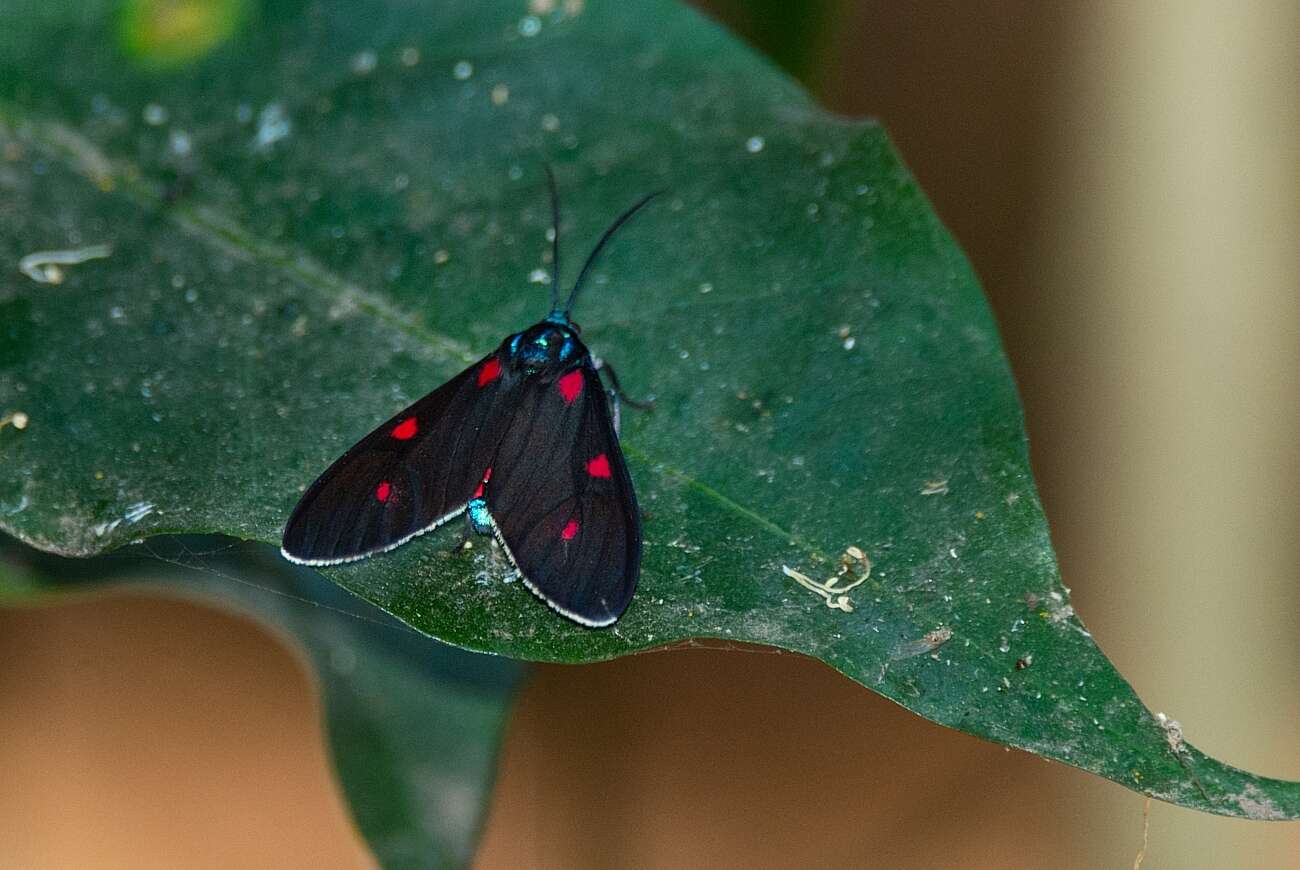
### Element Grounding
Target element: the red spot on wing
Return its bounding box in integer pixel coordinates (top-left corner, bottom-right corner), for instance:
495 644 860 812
375 481 392 502
391 417 418 440
473 467 493 499
586 453 612 478
558 369 584 403
478 357 502 387
561 519 580 540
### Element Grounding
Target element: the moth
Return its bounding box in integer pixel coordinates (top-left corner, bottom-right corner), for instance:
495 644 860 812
282 168 658 627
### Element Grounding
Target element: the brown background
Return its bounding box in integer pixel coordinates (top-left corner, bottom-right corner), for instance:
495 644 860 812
3 2 1298 867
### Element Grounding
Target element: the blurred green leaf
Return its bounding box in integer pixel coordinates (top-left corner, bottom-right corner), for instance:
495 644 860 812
0 534 523 869
2 0 1297 821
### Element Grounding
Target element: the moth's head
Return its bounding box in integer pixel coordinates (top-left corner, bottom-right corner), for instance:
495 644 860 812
509 320 581 372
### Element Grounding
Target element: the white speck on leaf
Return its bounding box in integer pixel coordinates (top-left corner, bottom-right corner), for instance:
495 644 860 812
0 411 29 431
142 103 168 126
168 129 192 157
350 49 378 75
123 502 154 524
92 518 122 538
252 103 291 151
19 244 113 284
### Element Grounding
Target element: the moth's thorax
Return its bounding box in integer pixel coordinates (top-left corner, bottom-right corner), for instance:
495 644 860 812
505 318 584 375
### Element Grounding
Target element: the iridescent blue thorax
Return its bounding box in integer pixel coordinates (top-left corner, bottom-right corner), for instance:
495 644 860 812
505 315 583 375
467 497 493 534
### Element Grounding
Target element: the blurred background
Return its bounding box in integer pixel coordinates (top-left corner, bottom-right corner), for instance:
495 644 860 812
3 1 1297 867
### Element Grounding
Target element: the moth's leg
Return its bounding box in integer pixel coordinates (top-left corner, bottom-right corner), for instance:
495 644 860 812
592 357 652 438
458 507 515 582
592 357 653 410
453 520 474 550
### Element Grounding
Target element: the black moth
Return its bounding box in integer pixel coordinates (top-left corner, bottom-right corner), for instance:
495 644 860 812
282 168 658 627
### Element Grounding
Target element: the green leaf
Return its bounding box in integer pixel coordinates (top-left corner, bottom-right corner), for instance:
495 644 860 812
2 0 1297 821
0 534 523 869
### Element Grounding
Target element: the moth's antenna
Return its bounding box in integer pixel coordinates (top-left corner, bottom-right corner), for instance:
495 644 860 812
544 163 562 313
565 189 664 315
